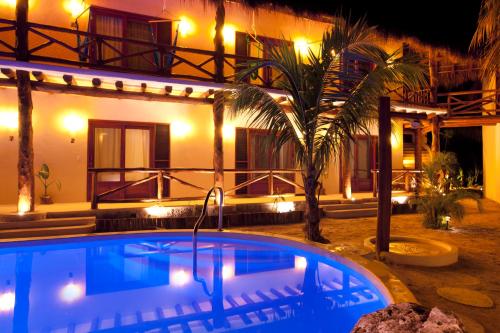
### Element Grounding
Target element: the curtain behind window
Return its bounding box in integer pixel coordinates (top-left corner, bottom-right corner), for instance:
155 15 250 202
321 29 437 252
125 129 150 181
95 128 121 182
95 14 124 67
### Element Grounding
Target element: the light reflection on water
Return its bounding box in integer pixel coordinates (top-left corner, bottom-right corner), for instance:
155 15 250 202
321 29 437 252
0 235 388 333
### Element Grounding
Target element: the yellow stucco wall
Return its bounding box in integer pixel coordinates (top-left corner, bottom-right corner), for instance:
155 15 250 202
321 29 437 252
483 124 500 203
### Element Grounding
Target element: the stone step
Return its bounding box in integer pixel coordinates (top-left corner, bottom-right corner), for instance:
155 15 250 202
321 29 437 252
0 217 96 230
324 208 378 219
0 224 96 239
321 202 378 211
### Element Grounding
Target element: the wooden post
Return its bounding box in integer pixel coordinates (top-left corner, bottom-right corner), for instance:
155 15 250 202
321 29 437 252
157 170 163 201
213 90 224 189
268 171 274 195
415 125 423 193
431 116 440 154
213 0 225 83
376 96 392 255
16 0 35 213
342 139 352 199
91 172 98 210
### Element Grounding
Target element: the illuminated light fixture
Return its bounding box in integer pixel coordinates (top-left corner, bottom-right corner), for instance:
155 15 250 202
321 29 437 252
64 0 86 18
0 110 18 141
171 121 192 138
222 265 234 280
17 186 31 215
144 205 172 218
171 270 189 286
0 291 15 312
62 113 85 143
294 38 310 56
294 256 307 270
222 124 235 139
392 195 408 205
275 201 295 213
60 282 83 303
222 24 236 45
178 16 195 38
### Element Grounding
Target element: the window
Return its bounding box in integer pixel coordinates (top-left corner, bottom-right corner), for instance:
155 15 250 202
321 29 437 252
89 7 171 71
235 128 295 195
88 120 170 200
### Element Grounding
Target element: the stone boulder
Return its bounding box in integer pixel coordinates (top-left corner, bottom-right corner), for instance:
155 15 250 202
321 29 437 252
352 303 465 333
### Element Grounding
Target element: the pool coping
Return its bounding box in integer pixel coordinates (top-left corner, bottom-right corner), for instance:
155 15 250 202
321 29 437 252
0 229 418 305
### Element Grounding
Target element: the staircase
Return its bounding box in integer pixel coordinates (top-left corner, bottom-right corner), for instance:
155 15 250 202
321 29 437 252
321 200 378 219
0 214 95 239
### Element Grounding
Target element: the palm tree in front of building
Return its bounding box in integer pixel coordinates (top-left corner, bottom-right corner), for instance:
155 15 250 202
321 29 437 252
470 0 499 78
229 16 427 243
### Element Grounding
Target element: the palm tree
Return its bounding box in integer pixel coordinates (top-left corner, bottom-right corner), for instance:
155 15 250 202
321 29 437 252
470 0 499 78
229 15 428 243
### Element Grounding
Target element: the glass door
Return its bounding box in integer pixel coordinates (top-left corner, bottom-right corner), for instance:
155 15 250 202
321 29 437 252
351 136 377 192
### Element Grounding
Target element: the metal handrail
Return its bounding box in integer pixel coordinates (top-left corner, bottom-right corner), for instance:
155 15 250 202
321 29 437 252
193 186 224 234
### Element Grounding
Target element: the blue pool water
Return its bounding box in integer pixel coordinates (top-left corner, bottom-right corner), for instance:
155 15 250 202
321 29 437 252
0 232 389 333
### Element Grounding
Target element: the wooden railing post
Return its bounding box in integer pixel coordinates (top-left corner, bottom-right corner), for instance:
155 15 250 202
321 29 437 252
96 37 103 65
157 170 163 201
376 96 392 255
91 172 98 210
372 171 378 198
269 171 274 195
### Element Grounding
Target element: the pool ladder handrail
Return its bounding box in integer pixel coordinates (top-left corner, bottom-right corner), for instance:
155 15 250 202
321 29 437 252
193 186 224 235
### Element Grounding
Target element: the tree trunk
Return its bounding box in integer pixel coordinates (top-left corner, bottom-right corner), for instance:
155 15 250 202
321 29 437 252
213 0 225 83
428 48 438 106
342 138 352 199
213 90 224 189
16 0 35 213
303 166 328 243
431 116 440 156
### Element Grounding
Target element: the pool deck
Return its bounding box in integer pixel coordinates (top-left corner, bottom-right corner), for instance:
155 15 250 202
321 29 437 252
0 191 412 215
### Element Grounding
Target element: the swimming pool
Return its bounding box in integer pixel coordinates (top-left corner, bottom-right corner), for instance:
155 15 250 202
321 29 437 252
0 232 390 333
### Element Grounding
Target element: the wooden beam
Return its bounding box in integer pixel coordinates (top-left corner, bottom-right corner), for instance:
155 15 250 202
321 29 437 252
63 74 75 86
376 96 392 255
1 68 16 79
390 111 427 120
115 80 124 91
201 88 214 98
31 71 46 82
0 78 213 105
180 87 193 97
164 85 173 95
441 116 500 128
92 78 101 88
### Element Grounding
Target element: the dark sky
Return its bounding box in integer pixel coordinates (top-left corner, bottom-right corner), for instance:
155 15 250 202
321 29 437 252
247 0 482 54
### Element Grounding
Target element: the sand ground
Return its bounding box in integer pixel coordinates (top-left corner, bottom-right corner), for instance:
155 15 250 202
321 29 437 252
236 199 500 333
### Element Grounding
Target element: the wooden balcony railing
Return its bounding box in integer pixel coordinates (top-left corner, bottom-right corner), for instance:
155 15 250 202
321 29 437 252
438 89 500 116
371 169 423 198
88 167 304 209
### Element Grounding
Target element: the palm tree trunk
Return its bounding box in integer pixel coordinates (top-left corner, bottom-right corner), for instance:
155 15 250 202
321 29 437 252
213 90 224 188
16 0 35 213
213 0 225 83
303 166 328 243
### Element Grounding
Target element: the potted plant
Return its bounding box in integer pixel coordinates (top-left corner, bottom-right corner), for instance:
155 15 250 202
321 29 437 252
36 163 61 204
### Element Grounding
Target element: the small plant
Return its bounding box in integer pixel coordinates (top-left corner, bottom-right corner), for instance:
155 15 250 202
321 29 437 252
36 163 61 204
415 152 481 229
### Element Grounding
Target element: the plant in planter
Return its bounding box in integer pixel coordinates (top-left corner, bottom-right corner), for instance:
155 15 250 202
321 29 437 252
415 152 481 229
36 163 61 204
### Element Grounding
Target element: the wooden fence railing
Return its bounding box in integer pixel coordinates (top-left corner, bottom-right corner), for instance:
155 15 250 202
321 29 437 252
88 168 304 209
371 169 423 198
438 89 500 116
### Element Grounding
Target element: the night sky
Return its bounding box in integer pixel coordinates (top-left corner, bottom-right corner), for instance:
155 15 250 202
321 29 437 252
247 0 482 54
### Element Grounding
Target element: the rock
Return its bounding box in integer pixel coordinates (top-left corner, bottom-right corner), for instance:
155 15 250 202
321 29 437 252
419 308 465 333
352 303 466 333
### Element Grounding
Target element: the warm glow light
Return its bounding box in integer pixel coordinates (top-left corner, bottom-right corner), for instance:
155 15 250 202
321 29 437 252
392 195 408 205
178 16 195 38
60 282 83 303
64 0 85 18
171 121 192 138
391 133 399 147
0 292 15 312
0 110 18 130
275 201 295 213
294 256 307 270
345 185 352 200
171 270 189 286
294 38 310 56
17 187 31 215
222 124 235 139
62 113 85 142
222 265 234 280
222 25 236 45
144 205 172 218
1 0 16 8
